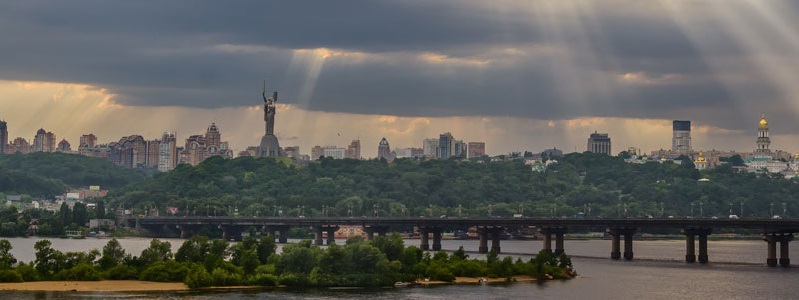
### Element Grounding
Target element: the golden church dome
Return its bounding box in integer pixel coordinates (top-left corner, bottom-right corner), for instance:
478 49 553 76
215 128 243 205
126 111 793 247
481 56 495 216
759 114 768 127
695 151 706 163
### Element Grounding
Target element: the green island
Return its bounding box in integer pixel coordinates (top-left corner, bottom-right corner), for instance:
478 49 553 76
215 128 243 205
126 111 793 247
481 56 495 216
0 235 574 288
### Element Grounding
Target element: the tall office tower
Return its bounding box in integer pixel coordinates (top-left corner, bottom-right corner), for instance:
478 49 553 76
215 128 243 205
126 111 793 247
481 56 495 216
377 137 391 160
587 131 612 155
57 139 71 152
438 132 454 159
672 120 692 152
454 140 466 158
32 129 47 152
0 121 7 155
755 113 771 156
346 139 361 159
145 139 161 168
158 132 177 172
44 132 56 152
467 142 486 159
423 138 439 158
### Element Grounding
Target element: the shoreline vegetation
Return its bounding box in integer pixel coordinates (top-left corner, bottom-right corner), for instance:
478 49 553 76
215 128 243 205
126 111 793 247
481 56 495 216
0 234 576 292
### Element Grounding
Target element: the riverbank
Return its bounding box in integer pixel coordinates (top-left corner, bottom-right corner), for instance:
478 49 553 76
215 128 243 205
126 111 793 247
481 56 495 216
0 280 190 292
0 275 551 292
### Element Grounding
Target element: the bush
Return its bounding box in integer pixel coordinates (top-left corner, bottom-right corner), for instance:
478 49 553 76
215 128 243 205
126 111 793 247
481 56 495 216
55 263 100 281
249 273 278 286
0 270 23 282
14 262 38 282
103 264 138 280
210 267 243 286
278 273 312 287
140 261 188 282
185 266 213 288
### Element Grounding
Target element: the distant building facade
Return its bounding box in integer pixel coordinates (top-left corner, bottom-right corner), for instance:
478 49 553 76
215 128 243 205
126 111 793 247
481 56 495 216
0 120 7 155
377 138 392 161
346 139 361 159
587 132 611 155
467 142 485 159
672 120 691 152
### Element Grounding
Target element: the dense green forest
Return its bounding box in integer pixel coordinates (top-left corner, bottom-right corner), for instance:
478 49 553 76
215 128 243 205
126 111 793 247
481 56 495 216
0 235 574 286
106 153 799 220
0 152 147 198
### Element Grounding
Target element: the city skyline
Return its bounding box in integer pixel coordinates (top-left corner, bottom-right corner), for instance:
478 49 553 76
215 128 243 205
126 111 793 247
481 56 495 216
1 2 798 157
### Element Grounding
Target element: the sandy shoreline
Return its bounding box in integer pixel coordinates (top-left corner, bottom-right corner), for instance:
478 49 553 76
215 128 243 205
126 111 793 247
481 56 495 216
0 280 190 292
0 276 541 292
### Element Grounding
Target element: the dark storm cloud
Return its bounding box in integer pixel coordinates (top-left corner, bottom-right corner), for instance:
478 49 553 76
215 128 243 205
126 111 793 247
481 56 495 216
0 1 797 132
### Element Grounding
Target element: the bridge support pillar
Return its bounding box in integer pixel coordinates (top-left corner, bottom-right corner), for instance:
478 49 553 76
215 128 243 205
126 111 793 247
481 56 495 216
684 233 696 263
764 233 793 267
539 227 567 255
608 227 636 260
478 227 488 254
364 227 375 241
490 227 502 253
433 230 443 251
420 227 430 251
314 226 324 245
273 226 288 244
541 231 552 254
376 227 388 237
698 231 709 264
326 226 338 245
179 225 193 239
222 226 243 242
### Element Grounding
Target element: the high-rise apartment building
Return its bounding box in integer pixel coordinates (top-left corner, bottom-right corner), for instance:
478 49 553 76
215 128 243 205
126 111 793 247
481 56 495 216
438 132 454 159
467 142 485 159
587 131 612 155
45 132 56 152
423 138 439 158
311 146 324 160
32 129 47 152
205 123 221 154
346 139 361 159
377 138 391 161
158 132 177 172
0 121 7 155
80 134 97 149
672 120 691 152
57 139 71 152
9 138 30 154
454 140 466 158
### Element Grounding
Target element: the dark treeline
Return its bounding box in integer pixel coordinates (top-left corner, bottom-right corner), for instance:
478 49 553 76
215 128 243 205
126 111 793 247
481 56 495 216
107 153 799 219
0 152 147 198
0 236 574 287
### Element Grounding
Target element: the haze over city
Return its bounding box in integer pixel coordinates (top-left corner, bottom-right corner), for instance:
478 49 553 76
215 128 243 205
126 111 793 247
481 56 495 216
1 1 799 158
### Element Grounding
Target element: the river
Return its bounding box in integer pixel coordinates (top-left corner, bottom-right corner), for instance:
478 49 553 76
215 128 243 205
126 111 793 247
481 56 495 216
1 237 798 299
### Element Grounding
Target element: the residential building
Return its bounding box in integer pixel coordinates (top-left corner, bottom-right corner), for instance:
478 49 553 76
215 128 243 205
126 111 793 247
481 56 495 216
32 129 47 152
0 120 7 155
158 132 177 172
346 139 361 159
378 137 391 161
438 132 454 159
57 139 71 152
672 120 692 152
587 132 611 155
467 142 485 159
423 138 439 158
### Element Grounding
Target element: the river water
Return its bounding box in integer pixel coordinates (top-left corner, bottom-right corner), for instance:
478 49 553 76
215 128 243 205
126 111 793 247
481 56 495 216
2 237 799 299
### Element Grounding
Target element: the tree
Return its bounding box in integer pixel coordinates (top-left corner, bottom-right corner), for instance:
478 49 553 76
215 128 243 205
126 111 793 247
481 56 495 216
34 239 63 278
0 240 17 269
139 239 172 267
72 202 88 227
98 238 127 270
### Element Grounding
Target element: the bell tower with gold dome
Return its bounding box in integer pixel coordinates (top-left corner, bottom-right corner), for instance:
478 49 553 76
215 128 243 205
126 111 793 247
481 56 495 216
755 113 771 156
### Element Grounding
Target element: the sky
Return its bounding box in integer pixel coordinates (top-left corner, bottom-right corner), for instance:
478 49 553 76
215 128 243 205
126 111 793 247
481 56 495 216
1 1 799 158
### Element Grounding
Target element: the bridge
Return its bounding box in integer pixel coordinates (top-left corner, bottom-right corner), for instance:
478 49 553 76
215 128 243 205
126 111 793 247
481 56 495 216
123 216 799 267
